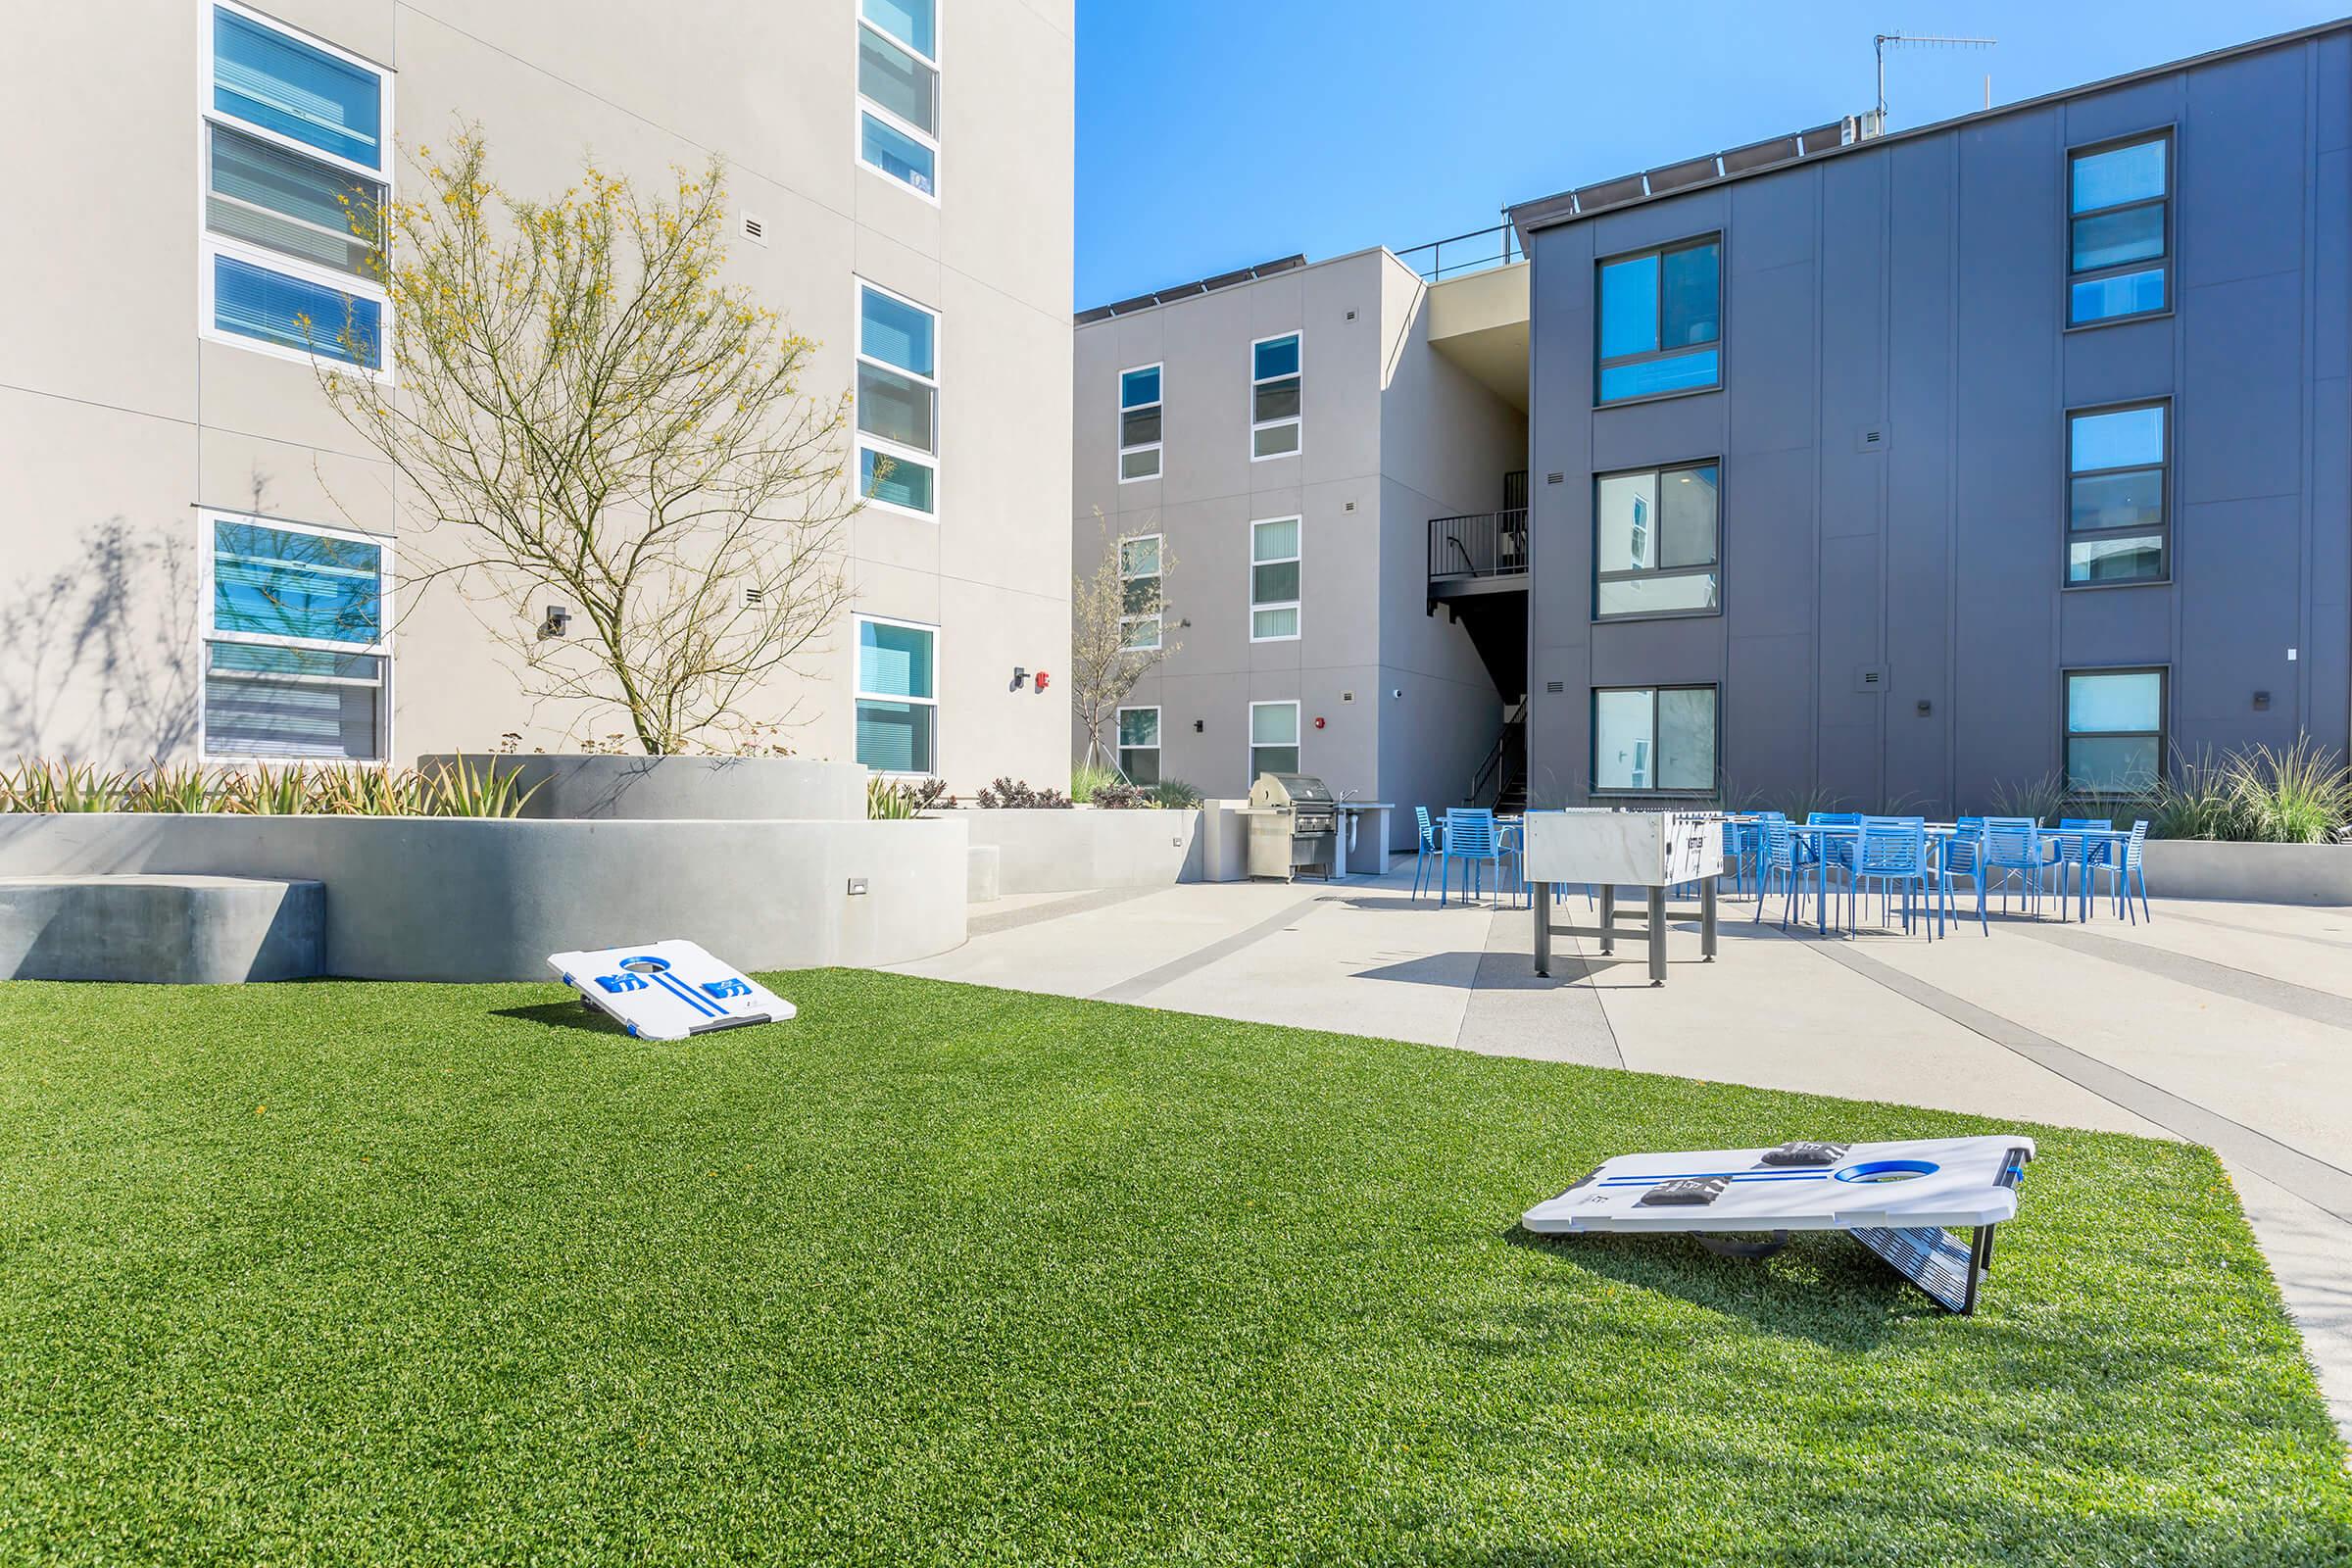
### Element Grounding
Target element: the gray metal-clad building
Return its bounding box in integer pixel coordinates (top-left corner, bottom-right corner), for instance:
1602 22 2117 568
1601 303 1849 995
1508 20 2352 815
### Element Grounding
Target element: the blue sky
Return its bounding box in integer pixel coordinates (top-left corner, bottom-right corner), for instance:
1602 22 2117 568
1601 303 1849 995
1074 0 2345 308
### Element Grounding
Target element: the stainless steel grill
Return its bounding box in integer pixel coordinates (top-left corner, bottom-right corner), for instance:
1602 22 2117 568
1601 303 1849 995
1246 772 1337 881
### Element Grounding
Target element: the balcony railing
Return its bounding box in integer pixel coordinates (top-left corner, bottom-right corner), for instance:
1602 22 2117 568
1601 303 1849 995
1429 509 1530 582
1394 222 1526 284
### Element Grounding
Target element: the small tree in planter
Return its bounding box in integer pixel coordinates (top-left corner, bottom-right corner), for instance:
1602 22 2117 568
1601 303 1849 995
316 129 858 755
1069 518 1177 774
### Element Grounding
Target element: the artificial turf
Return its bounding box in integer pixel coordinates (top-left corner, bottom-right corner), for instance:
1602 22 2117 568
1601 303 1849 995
0 969 2346 1566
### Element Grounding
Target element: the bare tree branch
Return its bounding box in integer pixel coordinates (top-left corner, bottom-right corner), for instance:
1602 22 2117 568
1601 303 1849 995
1069 514 1177 773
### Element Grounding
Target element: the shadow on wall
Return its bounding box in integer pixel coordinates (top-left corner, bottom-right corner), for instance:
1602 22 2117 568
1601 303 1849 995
0 518 198 761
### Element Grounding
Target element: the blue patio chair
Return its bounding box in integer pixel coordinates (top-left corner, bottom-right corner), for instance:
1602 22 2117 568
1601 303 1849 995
1849 816 1932 937
1938 816 1990 935
2092 819 2153 924
1978 816 2051 920
2055 817 2116 912
1412 806 1444 899
1806 810 1861 903
1751 814 1805 930
1441 808 1519 907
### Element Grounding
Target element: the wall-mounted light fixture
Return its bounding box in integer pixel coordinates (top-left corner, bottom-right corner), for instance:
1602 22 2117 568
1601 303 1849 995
2253 690 2272 711
1193 719 1204 733
1010 667 1030 691
539 605 571 640
1917 699 1933 716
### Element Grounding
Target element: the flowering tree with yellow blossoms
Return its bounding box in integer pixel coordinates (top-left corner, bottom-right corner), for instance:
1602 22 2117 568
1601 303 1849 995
316 129 858 755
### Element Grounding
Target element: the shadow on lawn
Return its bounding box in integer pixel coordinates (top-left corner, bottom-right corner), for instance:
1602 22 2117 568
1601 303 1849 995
1498 1225 1943 1351
489 1000 628 1035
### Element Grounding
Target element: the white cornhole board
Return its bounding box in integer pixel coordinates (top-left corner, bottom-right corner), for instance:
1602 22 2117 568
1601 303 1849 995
548 940 796 1040
1522 1135 2034 1313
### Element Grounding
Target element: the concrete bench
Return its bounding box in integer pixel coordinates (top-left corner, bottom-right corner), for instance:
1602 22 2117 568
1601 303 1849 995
0 875 324 983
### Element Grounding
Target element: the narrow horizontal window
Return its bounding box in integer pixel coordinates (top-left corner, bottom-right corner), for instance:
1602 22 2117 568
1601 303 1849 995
211 3 385 171
207 123 381 278
212 252 382 368
861 0 935 58
858 25 936 136
860 113 936 196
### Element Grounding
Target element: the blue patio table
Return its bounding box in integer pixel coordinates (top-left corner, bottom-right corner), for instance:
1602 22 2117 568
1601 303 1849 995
1750 820 1961 936
2041 825 2132 921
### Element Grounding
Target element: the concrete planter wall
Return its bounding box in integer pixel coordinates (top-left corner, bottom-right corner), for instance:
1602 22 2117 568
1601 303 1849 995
417 754 865 823
0 813 966 981
956 808 1203 895
2140 839 2352 906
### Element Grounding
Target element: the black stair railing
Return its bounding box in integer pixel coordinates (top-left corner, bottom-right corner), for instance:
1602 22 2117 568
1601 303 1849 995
1428 508 1530 582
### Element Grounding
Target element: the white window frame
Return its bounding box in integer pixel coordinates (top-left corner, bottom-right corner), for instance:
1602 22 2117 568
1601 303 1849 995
1118 361 1163 482
195 508 395 765
1116 705 1160 782
196 0 395 380
1249 515 1301 643
853 276 942 522
1118 531 1162 651
1249 330 1302 462
852 612 941 777
1248 699 1301 781
855 1 941 204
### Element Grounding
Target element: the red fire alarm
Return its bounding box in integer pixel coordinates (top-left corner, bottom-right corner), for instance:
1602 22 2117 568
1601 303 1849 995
1313 715 1326 729
1035 670 1051 692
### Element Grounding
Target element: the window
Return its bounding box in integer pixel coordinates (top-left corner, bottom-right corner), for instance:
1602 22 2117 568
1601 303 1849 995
2066 668 2164 796
1596 236 1720 404
2069 134 2169 325
855 281 939 517
855 615 937 773
1594 462 1719 618
1249 701 1299 779
201 514 390 760
1117 707 1160 785
858 0 938 197
1250 333 1300 459
1250 517 1300 641
1119 364 1162 481
1118 533 1162 651
200 3 393 371
2068 402 2168 585
1592 686 1716 794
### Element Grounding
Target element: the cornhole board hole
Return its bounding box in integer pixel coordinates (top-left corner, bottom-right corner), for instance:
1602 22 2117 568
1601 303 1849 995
548 940 796 1040
1521 1135 2034 1314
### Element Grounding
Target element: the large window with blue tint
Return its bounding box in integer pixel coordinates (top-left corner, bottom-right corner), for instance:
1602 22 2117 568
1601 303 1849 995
858 0 939 196
856 281 939 516
1119 364 1162 480
2069 134 2168 326
203 514 390 760
855 615 938 773
2067 401 2168 585
202 3 391 371
1250 333 1300 459
1596 236 1721 405
2066 668 2165 795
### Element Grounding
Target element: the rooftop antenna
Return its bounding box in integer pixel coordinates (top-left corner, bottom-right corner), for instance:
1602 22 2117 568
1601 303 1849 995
1875 31 1996 130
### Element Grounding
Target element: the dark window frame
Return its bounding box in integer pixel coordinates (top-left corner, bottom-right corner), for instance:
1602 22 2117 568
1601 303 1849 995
1593 232 1725 408
1592 458 1724 622
1589 683 1720 797
2063 397 2171 590
2065 129 2173 330
2062 664 2168 799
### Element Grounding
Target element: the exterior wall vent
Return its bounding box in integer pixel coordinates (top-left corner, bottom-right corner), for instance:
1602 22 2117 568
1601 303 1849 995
741 213 768 246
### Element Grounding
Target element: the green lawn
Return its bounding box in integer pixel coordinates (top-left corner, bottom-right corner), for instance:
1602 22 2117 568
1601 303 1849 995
1 970 2346 1566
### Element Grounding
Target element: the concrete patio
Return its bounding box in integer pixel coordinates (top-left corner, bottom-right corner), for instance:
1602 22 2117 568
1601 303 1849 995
894 861 2352 1439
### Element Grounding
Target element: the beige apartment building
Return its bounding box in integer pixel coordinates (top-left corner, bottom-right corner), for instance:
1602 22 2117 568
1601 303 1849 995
1072 244 1532 844
0 0 1073 794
